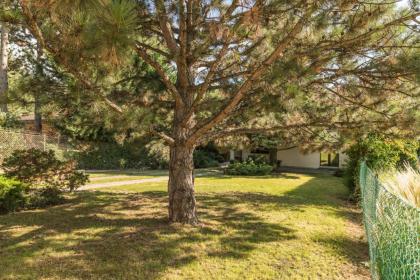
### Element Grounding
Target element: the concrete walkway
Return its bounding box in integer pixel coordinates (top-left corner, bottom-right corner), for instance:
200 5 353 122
80 176 169 190
89 175 153 181
80 169 222 191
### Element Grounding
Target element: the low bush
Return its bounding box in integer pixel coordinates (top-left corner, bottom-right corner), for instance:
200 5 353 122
0 112 24 129
71 140 169 170
345 134 419 199
193 150 220 168
226 160 273 176
193 143 226 168
247 154 269 164
0 176 28 213
26 187 64 208
2 148 88 192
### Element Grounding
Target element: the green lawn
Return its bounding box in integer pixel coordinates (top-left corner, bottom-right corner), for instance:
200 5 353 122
87 175 160 184
0 172 370 280
87 169 169 178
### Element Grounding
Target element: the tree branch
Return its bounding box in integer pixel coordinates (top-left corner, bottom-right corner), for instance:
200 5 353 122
135 41 171 59
150 126 175 146
323 86 391 119
188 12 312 145
134 44 184 105
154 0 179 55
180 38 231 126
176 0 190 93
202 120 387 143
19 0 123 113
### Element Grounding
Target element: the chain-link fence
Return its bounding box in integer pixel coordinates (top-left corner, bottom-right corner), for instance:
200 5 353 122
0 128 69 163
359 161 420 280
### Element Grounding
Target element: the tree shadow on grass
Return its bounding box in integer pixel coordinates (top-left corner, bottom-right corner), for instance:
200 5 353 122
193 174 369 266
0 190 296 279
315 235 369 265
196 194 297 259
0 175 368 279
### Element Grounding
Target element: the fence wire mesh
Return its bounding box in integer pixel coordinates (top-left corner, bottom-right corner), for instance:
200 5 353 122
0 128 68 163
359 161 420 280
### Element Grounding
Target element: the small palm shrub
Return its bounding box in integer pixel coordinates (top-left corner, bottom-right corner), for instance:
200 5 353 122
226 160 273 176
380 164 420 208
0 176 28 213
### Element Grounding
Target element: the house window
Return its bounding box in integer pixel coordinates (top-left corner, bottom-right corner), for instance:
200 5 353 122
320 153 339 167
251 148 270 154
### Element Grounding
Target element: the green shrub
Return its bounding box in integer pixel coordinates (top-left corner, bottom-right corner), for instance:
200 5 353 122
0 112 24 129
71 140 169 170
345 134 419 199
0 176 28 213
226 160 273 176
2 148 88 191
247 154 269 164
193 150 220 168
193 143 225 168
26 187 64 208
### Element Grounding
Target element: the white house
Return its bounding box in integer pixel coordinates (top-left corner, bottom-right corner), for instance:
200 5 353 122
229 147 348 169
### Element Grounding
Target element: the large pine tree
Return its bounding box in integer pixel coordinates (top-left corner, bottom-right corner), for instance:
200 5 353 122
15 0 420 224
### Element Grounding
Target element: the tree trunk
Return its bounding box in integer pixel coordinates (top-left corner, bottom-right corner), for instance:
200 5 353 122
167 68 198 224
0 23 9 113
34 92 42 133
34 43 43 133
168 143 198 225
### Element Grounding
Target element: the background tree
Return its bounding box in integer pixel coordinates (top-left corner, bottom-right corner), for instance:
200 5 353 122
0 0 21 113
0 0 51 129
15 0 420 224
0 23 9 112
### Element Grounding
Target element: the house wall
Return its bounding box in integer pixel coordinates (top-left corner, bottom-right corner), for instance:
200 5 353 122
276 148 320 169
231 148 348 169
242 150 251 161
229 150 235 161
338 152 348 169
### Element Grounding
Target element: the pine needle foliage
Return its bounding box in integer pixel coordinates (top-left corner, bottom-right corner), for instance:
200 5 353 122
13 0 419 148
7 0 420 223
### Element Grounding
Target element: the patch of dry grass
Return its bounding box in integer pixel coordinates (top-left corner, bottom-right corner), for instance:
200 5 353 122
380 164 420 208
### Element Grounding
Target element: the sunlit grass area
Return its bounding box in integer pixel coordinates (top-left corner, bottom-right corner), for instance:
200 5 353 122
0 172 369 279
85 168 222 184
88 175 160 184
87 169 169 178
